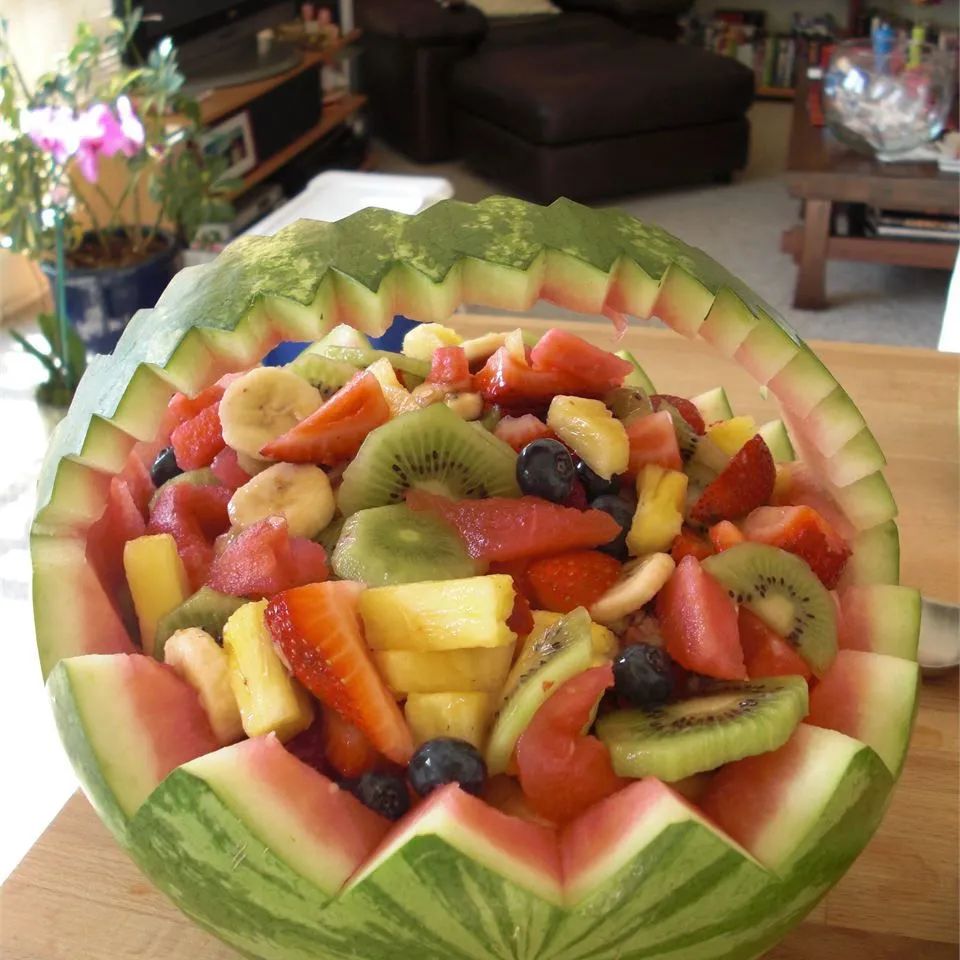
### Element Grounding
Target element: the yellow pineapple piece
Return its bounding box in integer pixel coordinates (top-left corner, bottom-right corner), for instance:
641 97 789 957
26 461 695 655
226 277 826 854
401 322 462 361
359 575 516 651
707 416 757 456
504 328 528 364
164 628 244 745
404 692 493 749
461 331 508 365
626 465 688 556
590 622 619 662
366 357 413 416
547 395 629 479
372 647 513 695
123 533 191 656
222 600 313 741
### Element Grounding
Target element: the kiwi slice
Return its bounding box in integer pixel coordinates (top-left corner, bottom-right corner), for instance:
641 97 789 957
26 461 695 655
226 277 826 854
288 353 355 399
605 386 653 423
331 504 482 586
314 515 345 555
337 403 520 516
596 676 808 781
652 397 699 462
703 543 837 676
485 607 595 775
149 468 220 511
322 345 431 379
154 587 245 660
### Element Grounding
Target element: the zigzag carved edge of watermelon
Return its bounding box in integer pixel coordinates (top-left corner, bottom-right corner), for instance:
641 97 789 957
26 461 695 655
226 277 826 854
31 197 919 960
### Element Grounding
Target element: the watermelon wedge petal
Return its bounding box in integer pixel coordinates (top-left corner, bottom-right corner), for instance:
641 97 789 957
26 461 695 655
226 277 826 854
31 196 920 960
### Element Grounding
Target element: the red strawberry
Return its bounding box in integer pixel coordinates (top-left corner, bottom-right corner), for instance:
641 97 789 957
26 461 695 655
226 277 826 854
527 550 622 614
651 394 706 434
427 346 472 391
265 581 414 764
171 402 225 470
260 372 390 464
689 435 775 526
406 490 620 563
741 505 851 589
670 526 714 564
493 414 555 452
507 590 535 636
321 707 381 779
709 521 745 553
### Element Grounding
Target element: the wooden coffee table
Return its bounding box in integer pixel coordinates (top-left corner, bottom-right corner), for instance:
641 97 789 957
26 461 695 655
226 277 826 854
780 71 959 310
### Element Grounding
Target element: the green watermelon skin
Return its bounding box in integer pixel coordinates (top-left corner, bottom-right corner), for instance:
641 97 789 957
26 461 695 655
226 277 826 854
32 196 918 960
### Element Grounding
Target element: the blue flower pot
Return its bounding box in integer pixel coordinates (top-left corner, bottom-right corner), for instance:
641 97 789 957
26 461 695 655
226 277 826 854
41 230 180 354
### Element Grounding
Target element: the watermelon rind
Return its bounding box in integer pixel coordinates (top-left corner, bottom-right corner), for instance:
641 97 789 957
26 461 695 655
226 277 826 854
31 196 918 960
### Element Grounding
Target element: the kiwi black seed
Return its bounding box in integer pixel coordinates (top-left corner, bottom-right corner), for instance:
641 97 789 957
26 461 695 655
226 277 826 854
331 504 482 586
153 587 245 658
702 542 837 676
595 676 808 781
336 403 521 515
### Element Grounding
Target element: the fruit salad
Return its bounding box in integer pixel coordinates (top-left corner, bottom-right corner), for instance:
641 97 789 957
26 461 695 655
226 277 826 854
107 321 853 826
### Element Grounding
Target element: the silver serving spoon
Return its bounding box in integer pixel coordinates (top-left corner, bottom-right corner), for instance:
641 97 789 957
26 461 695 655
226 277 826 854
919 597 960 676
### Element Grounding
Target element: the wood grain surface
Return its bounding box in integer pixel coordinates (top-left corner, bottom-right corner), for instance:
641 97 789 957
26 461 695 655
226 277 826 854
3 316 957 960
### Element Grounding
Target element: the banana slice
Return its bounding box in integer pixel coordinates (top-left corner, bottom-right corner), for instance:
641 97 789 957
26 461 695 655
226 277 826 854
235 452 272 476
228 462 335 538
589 553 676 625
220 367 322 460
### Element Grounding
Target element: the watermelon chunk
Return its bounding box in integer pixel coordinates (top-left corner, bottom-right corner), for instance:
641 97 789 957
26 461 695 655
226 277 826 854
626 410 683 473
530 328 633 389
837 584 921 660
171 402 225 470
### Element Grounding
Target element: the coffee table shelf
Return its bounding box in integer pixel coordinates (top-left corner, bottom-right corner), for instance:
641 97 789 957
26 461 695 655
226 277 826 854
782 227 959 270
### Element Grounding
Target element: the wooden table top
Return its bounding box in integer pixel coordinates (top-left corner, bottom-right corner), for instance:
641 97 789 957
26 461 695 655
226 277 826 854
785 71 960 213
2 315 957 960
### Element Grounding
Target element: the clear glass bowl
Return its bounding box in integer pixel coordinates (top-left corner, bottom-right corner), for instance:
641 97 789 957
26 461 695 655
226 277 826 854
822 39 955 155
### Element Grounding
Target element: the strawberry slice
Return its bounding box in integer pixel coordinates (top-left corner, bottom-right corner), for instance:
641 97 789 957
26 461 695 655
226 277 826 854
265 582 414 765
689 434 775 526
493 414 555 452
626 411 683 473
741 505 851 589
427 346 472 391
406 490 620 563
670 526 714 564
738 607 812 680
651 394 706 434
709 521 745 553
321 707 381 779
171 402 225 470
527 550 622 614
261 372 390 465
529 329 633 390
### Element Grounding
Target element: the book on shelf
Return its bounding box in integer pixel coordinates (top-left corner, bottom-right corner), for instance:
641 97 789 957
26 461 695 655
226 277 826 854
866 208 960 243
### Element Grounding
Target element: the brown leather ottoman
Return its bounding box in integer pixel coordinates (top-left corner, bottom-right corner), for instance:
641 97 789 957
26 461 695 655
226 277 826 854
452 33 754 202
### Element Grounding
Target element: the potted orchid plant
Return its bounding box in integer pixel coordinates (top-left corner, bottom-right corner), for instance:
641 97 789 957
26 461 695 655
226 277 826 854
0 6 237 404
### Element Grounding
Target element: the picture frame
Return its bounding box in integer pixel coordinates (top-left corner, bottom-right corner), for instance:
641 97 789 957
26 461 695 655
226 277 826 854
200 110 257 180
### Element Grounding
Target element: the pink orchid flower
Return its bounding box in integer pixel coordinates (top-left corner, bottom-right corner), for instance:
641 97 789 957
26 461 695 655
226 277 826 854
20 106 80 164
73 97 146 182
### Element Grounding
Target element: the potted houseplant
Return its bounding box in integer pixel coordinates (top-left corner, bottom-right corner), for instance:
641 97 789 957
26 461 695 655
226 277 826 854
0 6 237 403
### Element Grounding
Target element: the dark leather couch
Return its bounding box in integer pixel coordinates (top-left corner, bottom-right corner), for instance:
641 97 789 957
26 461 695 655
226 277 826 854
357 0 754 202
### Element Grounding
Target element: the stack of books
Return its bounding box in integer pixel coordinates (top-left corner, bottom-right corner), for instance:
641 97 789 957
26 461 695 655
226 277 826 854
866 209 960 243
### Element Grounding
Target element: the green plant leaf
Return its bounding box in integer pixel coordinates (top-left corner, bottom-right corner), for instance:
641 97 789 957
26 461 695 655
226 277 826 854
37 312 87 382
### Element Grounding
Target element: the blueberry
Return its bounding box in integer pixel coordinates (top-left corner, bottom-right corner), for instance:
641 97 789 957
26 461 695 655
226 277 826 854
150 446 182 487
576 459 619 499
613 644 674 708
516 439 575 503
590 493 633 561
408 738 487 798
348 772 410 821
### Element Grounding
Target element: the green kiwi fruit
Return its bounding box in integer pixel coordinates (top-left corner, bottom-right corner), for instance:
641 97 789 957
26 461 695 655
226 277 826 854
153 587 245 660
337 403 520 516
331 504 483 586
288 353 355 399
605 386 653 423
322 345 431 379
485 607 595 775
314 515 345 555
596 676 808 781
149 468 220 511
703 543 838 676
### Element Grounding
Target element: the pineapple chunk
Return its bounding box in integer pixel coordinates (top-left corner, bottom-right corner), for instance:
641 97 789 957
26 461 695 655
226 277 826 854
222 600 313 741
521 611 618 665
547 396 629 479
372 647 513 695
404 692 493 749
402 323 462 361
504 328 528 365
359 575 516 651
366 357 413 416
123 533 191 656
627 465 687 556
164 628 244 745
708 416 757 456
